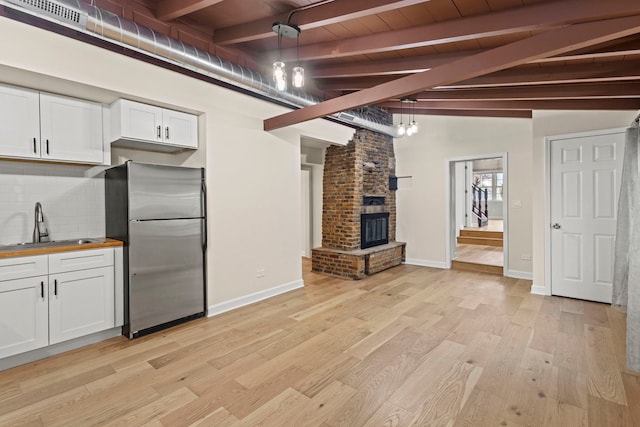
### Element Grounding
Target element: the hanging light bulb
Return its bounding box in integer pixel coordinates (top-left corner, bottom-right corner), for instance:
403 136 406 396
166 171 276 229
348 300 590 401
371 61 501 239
292 28 304 88
396 98 406 137
273 60 287 91
406 122 414 136
409 99 418 134
397 121 406 137
292 66 304 88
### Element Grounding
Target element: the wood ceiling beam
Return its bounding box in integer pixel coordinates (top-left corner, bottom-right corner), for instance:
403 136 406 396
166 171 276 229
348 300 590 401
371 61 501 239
381 99 640 110
448 60 640 88
213 0 431 45
315 60 640 91
397 82 640 101
385 109 533 119
281 0 640 61
155 0 225 21
264 15 640 131
312 39 640 79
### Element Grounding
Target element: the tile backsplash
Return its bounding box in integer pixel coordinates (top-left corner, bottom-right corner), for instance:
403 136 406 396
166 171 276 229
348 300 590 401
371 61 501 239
0 160 107 245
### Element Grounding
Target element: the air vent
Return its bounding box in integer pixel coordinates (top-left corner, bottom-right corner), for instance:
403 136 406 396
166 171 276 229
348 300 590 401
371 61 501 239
5 0 87 28
337 112 355 122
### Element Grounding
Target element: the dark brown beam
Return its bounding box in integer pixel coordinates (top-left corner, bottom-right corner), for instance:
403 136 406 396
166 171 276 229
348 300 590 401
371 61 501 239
264 15 640 131
213 0 431 45
448 60 640 88
381 99 640 110
409 82 640 101
312 51 477 78
281 0 640 61
385 108 533 119
312 39 640 79
156 0 225 21
315 60 640 91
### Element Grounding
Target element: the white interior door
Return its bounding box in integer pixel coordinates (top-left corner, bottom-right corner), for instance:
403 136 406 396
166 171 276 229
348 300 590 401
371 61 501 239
550 130 625 303
301 169 311 258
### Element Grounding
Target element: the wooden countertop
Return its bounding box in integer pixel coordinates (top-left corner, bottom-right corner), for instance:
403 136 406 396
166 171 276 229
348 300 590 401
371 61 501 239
0 238 123 259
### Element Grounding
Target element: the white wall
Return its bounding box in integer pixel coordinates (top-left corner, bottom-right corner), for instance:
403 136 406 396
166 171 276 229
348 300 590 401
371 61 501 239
0 161 105 244
395 115 533 275
0 16 353 311
531 110 639 294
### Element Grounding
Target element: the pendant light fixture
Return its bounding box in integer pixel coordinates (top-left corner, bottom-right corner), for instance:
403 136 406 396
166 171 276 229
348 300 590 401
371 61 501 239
272 22 303 91
398 98 418 138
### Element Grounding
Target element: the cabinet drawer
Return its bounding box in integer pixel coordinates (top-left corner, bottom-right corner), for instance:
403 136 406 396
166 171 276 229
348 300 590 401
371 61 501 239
0 255 48 282
49 248 114 274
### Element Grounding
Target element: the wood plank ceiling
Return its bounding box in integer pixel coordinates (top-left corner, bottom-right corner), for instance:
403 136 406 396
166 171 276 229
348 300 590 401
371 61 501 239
98 0 640 128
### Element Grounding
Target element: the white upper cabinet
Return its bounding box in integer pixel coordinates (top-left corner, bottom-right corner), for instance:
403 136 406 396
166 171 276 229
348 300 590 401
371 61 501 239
0 83 105 164
110 99 198 152
0 84 41 159
40 93 104 164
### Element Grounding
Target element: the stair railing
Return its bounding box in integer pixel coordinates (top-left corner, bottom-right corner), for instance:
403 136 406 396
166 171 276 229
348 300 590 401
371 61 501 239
471 183 489 227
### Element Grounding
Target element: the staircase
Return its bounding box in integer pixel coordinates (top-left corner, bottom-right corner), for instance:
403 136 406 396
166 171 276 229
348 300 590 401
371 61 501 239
453 227 504 275
456 228 503 247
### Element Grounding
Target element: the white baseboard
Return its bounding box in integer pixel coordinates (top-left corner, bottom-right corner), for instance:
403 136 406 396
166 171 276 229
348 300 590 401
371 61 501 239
207 279 304 317
404 258 448 269
530 284 549 296
505 270 533 280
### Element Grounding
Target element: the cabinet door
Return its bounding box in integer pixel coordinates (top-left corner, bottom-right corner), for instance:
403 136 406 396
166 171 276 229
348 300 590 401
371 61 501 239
162 109 198 148
0 276 48 358
40 93 103 164
49 267 115 344
119 99 163 143
0 84 41 159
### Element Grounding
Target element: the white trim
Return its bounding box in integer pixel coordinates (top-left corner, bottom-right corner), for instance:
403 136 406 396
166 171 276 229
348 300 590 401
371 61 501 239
404 258 448 269
531 284 550 296
0 327 122 371
445 152 509 274
207 279 304 317
505 269 533 280
544 127 628 298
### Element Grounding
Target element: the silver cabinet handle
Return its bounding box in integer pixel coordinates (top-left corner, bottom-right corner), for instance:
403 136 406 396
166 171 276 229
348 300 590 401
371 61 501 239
165 126 170 140
157 125 161 139
552 223 561 229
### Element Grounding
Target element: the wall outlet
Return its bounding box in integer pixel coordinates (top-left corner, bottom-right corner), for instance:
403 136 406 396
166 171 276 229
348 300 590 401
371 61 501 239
520 254 532 261
256 269 265 278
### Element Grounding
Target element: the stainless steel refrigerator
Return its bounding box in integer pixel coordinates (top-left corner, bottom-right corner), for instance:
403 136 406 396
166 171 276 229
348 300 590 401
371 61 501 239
105 161 206 338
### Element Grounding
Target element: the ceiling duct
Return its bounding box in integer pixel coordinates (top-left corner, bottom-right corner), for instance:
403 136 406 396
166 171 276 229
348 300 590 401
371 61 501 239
1 0 398 137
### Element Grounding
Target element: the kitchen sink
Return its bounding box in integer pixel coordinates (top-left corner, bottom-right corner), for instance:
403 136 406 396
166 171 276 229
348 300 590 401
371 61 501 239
1 238 105 252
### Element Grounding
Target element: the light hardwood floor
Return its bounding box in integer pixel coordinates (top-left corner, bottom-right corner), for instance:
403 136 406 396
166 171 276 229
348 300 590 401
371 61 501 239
1 260 638 426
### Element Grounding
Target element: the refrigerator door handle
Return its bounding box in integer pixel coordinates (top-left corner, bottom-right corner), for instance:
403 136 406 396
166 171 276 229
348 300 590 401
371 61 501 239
201 180 208 252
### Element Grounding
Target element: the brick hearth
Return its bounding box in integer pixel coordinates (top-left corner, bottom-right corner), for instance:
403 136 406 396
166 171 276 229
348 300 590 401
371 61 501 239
312 128 406 279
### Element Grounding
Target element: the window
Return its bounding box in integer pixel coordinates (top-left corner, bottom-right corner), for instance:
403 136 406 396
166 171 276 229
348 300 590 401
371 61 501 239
474 171 503 201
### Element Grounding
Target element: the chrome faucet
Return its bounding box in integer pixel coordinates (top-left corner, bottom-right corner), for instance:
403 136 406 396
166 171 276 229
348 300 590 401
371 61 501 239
33 202 50 243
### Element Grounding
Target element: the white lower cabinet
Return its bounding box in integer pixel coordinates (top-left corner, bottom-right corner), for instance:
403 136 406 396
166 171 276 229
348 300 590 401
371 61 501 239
0 248 119 360
0 275 48 359
49 267 115 344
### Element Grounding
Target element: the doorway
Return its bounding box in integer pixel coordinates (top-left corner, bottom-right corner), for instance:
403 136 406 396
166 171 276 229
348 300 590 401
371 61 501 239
447 153 508 275
546 128 625 303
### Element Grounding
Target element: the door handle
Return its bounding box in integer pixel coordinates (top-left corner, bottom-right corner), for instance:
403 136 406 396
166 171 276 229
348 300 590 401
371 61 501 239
157 125 161 139
33 137 37 153
46 139 49 155
40 281 44 299
54 279 58 296
165 126 170 140
552 223 561 229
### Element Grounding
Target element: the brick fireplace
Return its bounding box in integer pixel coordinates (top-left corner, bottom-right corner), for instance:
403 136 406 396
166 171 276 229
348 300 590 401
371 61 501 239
311 128 406 279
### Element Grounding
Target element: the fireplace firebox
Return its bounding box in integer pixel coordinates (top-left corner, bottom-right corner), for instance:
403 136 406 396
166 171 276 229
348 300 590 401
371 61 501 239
361 212 389 249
